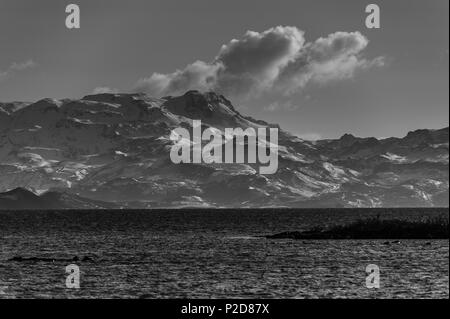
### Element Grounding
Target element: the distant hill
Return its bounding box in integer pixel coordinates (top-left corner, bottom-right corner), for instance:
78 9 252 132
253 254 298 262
0 188 117 210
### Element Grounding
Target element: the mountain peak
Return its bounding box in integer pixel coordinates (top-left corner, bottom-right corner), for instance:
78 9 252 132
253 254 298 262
0 101 31 115
405 127 449 144
161 90 241 127
337 133 359 147
182 90 235 109
0 187 40 202
340 133 357 140
3 187 37 195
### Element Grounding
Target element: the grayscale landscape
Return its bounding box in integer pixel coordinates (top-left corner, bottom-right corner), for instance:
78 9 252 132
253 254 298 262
0 0 448 300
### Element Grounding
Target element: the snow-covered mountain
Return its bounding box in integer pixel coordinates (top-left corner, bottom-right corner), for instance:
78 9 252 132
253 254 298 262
0 91 448 208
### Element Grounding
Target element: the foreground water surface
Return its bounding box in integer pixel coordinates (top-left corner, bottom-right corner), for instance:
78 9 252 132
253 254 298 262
0 208 448 299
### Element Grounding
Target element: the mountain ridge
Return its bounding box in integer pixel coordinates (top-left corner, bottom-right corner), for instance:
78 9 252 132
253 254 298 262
0 91 448 209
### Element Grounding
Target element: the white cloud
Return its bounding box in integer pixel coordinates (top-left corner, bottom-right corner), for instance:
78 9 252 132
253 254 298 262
9 60 37 71
135 61 222 97
0 59 37 80
92 87 119 94
134 26 384 99
264 101 299 112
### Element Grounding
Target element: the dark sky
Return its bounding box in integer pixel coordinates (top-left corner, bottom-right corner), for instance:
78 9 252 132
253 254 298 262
0 0 448 139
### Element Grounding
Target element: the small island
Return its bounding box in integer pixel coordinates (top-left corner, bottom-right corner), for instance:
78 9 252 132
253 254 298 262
265 217 449 240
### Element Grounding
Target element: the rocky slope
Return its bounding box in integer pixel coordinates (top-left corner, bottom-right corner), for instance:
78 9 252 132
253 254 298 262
0 91 448 208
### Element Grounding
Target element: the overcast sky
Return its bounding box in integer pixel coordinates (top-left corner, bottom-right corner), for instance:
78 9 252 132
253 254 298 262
0 0 448 139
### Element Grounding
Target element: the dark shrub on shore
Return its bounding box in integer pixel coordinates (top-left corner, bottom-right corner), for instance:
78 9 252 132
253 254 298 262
267 216 449 240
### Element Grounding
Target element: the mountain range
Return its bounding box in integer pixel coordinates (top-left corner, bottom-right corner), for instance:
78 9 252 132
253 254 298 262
0 90 448 209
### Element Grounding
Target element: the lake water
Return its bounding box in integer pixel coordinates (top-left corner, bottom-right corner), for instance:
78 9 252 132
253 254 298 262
0 208 448 299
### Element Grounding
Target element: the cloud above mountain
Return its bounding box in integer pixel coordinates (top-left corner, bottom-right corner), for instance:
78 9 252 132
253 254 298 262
135 26 384 98
92 87 119 94
0 59 37 81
